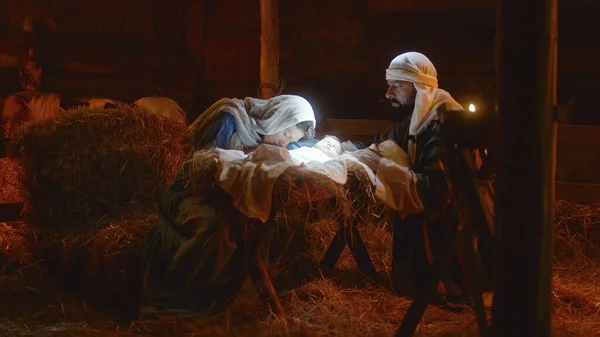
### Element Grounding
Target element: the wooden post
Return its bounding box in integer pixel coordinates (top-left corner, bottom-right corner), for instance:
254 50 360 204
550 0 559 202
491 0 557 335
259 0 280 99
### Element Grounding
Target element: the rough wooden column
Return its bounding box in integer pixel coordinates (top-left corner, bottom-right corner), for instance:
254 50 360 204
491 0 557 335
259 0 280 99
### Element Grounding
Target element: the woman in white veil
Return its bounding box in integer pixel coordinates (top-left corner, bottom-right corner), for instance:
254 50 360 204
139 94 318 319
189 94 317 153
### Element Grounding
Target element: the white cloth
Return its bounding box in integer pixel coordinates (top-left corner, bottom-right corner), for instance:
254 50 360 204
376 140 411 168
215 144 359 222
386 52 463 136
217 150 293 223
189 95 316 151
288 147 337 166
374 158 425 218
213 143 425 222
134 96 187 124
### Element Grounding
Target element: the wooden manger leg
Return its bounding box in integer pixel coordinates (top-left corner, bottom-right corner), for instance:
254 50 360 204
320 218 347 272
320 215 378 281
394 117 496 336
395 218 459 337
244 222 285 315
456 223 490 337
247 248 285 315
391 215 432 297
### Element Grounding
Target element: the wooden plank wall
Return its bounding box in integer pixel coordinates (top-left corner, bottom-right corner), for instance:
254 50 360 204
1 0 599 124
0 0 195 107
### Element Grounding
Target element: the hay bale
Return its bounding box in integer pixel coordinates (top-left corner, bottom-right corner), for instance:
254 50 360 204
0 158 24 204
0 221 33 266
83 214 156 314
131 278 477 336
10 104 190 231
554 200 600 261
28 212 157 317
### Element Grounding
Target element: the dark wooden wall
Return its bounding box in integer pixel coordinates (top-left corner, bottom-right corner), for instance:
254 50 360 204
1 0 599 124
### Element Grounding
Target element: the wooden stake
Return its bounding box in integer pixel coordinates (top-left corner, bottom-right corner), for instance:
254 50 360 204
259 0 280 99
550 0 559 207
491 0 557 335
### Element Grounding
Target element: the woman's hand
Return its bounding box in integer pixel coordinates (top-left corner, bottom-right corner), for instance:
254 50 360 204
243 146 258 154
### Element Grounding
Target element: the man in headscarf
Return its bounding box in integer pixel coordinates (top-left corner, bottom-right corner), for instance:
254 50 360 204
348 52 473 303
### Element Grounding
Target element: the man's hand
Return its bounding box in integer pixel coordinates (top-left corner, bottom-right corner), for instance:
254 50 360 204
341 140 359 152
351 147 383 172
377 139 411 168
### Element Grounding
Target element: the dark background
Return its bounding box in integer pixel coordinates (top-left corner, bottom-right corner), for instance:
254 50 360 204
1 0 598 124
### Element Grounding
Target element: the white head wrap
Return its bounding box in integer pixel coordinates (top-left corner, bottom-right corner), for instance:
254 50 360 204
189 94 316 150
386 52 462 135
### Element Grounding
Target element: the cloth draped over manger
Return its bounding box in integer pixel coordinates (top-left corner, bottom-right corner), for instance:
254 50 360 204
139 144 427 318
213 143 426 223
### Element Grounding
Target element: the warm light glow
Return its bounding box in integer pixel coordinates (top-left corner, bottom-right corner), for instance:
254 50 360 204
468 103 476 113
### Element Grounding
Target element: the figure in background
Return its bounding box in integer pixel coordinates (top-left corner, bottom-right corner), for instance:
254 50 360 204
1 91 61 140
139 94 317 319
134 96 187 125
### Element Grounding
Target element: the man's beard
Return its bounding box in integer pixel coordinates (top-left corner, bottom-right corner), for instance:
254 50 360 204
383 99 414 123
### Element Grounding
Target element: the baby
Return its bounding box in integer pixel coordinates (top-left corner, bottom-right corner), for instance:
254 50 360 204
312 135 411 172
312 135 343 158
285 136 340 166
251 135 411 173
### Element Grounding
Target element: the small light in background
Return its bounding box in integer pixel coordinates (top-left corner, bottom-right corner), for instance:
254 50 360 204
468 103 476 113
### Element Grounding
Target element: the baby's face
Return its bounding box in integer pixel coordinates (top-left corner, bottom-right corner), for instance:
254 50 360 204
314 136 342 158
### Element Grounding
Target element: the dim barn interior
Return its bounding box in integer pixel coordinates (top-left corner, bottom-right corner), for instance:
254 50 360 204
1 0 600 336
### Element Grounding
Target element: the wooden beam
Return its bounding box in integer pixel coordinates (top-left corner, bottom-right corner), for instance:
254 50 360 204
556 182 600 204
491 0 556 336
0 36 191 70
367 0 492 13
558 125 600 146
259 0 280 99
0 54 19 68
366 0 598 13
324 120 600 145
183 0 205 59
0 41 195 79
325 118 395 137
41 76 156 101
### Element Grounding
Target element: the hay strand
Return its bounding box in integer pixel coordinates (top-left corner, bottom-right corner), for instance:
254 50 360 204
554 200 600 261
0 201 599 336
0 158 24 204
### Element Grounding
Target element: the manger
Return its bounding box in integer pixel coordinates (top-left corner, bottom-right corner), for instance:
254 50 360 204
138 136 479 320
